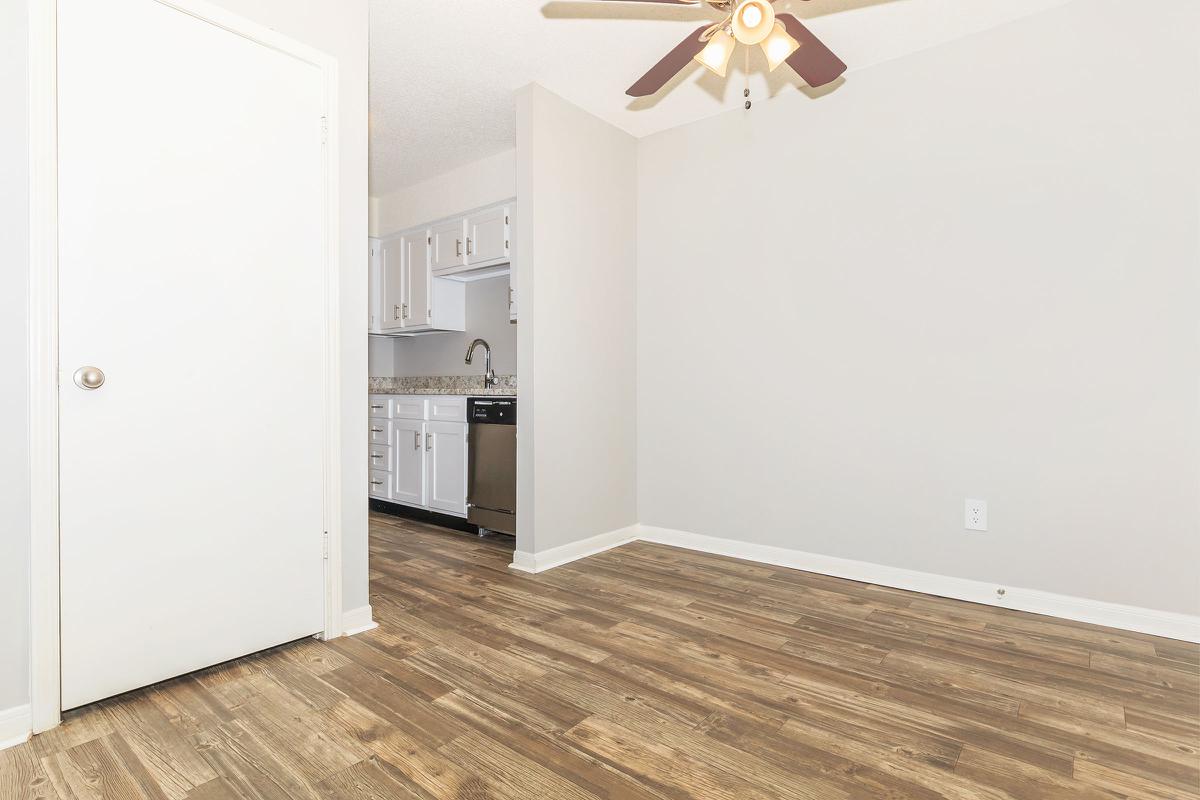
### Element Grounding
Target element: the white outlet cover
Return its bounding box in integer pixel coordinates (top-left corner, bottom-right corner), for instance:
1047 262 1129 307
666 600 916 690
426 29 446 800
965 499 988 532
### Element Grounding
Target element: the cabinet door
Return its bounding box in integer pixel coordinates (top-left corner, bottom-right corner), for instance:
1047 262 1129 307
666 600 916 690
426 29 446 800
368 238 382 332
401 232 432 329
426 421 467 516
431 219 465 272
379 237 406 331
466 205 509 265
392 419 426 507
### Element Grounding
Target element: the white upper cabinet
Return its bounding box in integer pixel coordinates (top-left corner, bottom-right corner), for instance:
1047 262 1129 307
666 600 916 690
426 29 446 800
368 239 382 333
401 231 431 330
431 219 465 273
378 237 406 332
465 204 510 267
371 230 465 336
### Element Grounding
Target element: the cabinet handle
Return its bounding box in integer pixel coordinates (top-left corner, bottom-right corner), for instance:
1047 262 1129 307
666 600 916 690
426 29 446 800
370 404 384 410
466 237 472 256
456 239 462 257
370 479 383 486
370 452 383 460
425 433 433 451
413 431 421 450
370 427 383 433
402 302 409 319
393 304 400 321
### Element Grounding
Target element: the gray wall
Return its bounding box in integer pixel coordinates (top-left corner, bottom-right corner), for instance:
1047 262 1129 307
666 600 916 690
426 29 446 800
516 85 639 556
637 0 1200 614
1 0 31 714
390 276 516 377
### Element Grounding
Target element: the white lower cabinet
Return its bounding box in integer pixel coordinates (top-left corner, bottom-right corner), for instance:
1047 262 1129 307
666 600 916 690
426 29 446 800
392 418 426 506
426 421 467 515
370 394 467 518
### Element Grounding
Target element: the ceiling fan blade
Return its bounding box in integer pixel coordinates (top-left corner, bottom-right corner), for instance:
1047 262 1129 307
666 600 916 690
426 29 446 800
776 13 847 88
594 0 701 3
627 24 710 97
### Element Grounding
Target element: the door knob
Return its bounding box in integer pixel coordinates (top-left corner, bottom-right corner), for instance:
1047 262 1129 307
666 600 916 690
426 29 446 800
73 366 105 390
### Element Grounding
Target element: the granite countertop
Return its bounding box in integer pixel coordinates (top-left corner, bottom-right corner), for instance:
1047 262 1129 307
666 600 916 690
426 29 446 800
368 375 517 396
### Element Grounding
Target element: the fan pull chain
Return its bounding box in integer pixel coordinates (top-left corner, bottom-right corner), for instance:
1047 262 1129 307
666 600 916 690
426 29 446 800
744 47 752 110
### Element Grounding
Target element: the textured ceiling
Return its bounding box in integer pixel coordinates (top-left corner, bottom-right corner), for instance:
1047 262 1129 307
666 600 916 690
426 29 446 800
368 0 1073 196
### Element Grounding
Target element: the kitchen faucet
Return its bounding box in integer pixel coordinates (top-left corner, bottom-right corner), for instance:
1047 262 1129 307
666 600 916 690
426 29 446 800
465 338 499 387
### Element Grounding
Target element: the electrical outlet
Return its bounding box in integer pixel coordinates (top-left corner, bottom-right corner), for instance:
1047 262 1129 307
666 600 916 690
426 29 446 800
965 499 988 532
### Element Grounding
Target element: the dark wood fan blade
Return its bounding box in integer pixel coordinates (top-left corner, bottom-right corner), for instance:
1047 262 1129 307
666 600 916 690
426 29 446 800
626 24 710 97
776 13 847 88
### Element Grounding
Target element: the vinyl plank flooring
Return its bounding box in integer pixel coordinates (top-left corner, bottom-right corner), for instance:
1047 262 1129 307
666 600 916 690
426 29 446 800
2 511 1195 799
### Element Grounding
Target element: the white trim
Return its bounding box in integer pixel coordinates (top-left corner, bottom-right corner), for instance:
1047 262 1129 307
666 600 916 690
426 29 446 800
508 526 640 574
28 0 344 732
635 526 1200 644
0 705 32 752
509 523 1199 642
341 605 377 636
28 0 60 736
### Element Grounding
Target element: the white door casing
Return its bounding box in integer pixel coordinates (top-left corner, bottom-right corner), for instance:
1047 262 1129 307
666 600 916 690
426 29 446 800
52 0 339 711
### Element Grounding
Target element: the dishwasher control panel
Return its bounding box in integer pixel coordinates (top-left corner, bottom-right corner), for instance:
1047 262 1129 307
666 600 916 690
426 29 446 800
468 398 516 425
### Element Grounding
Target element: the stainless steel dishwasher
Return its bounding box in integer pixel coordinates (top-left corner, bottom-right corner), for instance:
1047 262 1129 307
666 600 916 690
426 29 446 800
467 398 516 536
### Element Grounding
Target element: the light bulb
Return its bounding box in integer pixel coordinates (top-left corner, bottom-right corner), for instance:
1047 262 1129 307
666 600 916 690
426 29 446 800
731 0 775 46
761 22 800 72
693 29 735 78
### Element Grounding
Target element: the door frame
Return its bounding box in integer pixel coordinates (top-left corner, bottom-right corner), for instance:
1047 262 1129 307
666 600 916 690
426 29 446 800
27 0 344 732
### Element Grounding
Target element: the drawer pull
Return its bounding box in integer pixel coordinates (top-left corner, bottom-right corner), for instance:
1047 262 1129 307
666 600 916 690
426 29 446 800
370 479 383 486
370 427 383 433
370 452 383 460
370 404 384 410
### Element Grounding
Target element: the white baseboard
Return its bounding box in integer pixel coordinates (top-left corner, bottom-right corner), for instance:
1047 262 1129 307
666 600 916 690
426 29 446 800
341 605 377 636
0 704 32 752
504 522 1198 642
636 525 1200 643
508 525 640 574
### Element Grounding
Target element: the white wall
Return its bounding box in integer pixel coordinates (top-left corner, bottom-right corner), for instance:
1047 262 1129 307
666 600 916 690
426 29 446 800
637 0 1200 615
1 0 31 715
515 85 638 556
1 0 368 719
370 149 515 238
391 277 517 377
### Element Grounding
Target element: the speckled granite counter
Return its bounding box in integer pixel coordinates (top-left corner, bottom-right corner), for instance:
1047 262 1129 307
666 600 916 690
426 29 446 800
368 375 517 396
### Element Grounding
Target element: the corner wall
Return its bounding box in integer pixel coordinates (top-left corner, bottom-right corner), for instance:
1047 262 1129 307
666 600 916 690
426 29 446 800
636 0 1200 615
515 85 638 558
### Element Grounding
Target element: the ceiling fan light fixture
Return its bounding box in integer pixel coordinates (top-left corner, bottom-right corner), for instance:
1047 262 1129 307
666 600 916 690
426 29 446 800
693 28 735 78
731 0 775 46
761 22 800 71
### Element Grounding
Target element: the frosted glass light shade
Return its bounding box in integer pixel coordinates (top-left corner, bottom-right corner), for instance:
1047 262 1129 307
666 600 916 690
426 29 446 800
693 29 735 78
731 0 775 46
761 22 800 71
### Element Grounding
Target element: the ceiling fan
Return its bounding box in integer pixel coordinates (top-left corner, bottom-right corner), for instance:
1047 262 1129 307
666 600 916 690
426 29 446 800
598 0 847 101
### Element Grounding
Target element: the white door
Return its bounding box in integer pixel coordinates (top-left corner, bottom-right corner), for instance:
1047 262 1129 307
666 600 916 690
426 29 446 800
58 0 329 709
426 422 468 516
431 219 465 272
401 233 432 329
393 420 427 506
466 205 509 264
380 237 406 331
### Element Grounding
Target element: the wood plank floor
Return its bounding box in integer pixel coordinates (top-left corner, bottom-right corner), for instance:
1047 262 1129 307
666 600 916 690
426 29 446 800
3 512 1198 799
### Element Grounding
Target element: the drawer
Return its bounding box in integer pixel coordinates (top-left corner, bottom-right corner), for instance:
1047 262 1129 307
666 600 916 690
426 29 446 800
428 395 467 422
390 396 427 420
368 469 391 499
368 419 392 446
368 395 392 419
368 443 392 473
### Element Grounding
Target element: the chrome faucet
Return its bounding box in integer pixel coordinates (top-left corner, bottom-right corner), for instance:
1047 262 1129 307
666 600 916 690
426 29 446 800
465 338 498 387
